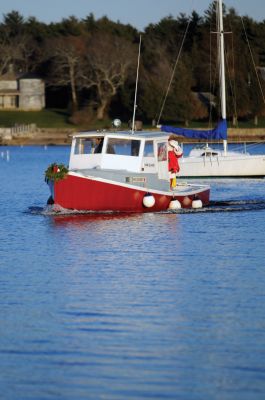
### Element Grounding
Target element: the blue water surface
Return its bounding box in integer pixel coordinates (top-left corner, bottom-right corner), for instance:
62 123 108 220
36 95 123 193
0 144 265 400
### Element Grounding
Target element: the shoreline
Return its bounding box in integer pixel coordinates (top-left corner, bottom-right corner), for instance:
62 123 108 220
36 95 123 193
0 127 265 146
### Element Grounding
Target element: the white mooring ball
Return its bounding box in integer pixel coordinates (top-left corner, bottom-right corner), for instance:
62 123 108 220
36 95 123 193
143 193 155 208
168 199 181 210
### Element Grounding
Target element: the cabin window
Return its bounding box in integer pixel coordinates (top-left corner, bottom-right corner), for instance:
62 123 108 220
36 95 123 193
74 138 93 155
74 137 104 155
106 138 141 156
202 151 219 157
144 140 154 157
157 142 167 161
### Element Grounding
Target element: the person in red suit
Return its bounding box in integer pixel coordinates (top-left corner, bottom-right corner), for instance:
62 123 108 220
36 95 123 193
168 136 183 189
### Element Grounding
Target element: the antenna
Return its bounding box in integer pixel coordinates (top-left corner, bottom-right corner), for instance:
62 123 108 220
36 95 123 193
131 35 142 134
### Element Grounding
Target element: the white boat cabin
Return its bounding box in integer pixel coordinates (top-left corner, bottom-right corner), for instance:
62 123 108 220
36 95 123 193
69 131 169 179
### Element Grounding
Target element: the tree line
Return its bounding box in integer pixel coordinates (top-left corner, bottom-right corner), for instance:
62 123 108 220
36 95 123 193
0 1 265 126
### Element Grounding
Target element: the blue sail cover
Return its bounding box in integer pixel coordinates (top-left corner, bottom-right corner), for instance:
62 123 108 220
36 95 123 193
161 119 227 140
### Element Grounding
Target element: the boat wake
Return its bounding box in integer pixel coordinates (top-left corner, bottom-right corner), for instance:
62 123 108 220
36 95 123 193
27 205 132 217
168 199 265 214
27 199 265 217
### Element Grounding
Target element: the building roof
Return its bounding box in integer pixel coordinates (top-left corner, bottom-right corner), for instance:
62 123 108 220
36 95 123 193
0 66 43 82
18 72 43 80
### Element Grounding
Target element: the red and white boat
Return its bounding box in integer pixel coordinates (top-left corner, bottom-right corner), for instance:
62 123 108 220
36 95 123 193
45 130 210 213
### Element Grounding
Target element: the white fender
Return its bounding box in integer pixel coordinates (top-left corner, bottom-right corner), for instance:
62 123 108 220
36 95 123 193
143 193 155 208
192 199 203 209
168 199 181 210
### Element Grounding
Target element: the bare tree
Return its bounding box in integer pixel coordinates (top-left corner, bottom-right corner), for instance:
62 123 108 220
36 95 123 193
18 34 40 72
0 38 14 75
0 32 40 76
45 36 86 111
80 33 137 120
0 36 26 75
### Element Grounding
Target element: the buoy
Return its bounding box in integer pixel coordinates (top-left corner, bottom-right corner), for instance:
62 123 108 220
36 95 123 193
143 193 155 208
192 199 203 209
168 199 181 210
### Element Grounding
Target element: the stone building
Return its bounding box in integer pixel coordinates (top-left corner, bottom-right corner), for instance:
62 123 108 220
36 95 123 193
0 66 45 111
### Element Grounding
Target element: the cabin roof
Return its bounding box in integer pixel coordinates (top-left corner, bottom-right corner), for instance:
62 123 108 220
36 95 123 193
72 129 169 141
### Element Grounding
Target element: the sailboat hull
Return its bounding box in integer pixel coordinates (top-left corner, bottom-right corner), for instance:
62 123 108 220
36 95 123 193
179 154 265 178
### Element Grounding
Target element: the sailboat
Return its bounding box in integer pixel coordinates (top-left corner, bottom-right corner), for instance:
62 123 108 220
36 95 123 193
160 0 265 178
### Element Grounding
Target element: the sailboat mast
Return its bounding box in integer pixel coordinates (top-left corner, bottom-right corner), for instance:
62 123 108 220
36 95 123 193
218 0 228 153
131 35 142 135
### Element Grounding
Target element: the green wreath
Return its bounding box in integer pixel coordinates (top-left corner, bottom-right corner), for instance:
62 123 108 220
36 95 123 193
45 162 68 182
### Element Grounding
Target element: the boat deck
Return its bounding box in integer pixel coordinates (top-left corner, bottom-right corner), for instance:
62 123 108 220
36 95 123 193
70 168 209 195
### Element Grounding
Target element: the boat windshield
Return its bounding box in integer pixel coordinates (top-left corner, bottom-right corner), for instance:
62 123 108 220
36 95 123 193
106 138 141 156
73 136 142 158
74 137 104 155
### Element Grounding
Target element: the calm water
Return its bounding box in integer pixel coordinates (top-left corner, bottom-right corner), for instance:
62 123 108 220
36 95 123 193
1 144 265 400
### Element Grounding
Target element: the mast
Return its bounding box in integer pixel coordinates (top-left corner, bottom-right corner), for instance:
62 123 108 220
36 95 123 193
131 35 142 135
218 0 228 154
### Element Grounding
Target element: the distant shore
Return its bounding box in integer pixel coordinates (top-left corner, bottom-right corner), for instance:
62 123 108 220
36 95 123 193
0 127 265 146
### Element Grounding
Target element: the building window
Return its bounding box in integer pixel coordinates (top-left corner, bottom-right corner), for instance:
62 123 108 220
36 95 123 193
10 96 17 107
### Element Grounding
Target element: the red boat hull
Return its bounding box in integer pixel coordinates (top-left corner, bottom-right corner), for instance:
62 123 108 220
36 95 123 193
52 174 210 212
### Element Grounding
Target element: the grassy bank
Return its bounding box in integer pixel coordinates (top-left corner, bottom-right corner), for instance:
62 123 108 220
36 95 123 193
0 109 122 130
1 109 265 130
0 109 72 128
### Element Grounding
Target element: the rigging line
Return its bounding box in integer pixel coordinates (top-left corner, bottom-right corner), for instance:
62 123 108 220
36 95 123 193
131 35 142 134
209 9 219 131
225 12 238 125
209 16 213 130
208 14 219 137
230 29 238 125
156 18 192 125
241 16 265 106
224 35 238 125
209 9 220 129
